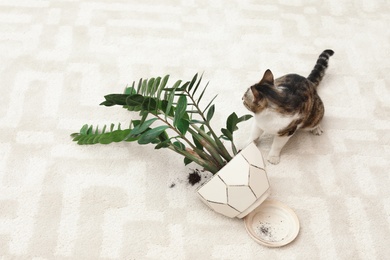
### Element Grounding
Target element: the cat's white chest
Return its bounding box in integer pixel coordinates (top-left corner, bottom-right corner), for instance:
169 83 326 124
254 109 299 135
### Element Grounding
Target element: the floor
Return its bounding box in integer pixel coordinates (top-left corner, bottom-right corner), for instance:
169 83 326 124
0 0 389 259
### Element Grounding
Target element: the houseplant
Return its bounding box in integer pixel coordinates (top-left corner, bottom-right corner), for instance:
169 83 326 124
71 73 270 218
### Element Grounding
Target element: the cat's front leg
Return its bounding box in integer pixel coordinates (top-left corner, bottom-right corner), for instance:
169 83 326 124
311 125 323 136
267 135 292 164
249 124 264 145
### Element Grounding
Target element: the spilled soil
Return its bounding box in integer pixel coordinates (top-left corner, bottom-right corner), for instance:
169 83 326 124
169 169 205 188
187 169 202 186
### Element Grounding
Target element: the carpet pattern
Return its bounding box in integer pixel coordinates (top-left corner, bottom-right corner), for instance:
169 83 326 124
0 0 389 259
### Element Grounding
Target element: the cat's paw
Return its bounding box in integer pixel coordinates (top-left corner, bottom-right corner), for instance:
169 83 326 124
267 155 280 165
311 126 323 136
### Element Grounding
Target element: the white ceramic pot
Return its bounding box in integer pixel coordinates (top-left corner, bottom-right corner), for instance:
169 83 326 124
197 142 271 218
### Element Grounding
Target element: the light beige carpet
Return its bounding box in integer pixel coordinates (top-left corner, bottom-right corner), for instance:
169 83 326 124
1 0 389 259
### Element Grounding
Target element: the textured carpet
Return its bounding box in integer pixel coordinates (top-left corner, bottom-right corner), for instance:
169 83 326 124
1 0 389 259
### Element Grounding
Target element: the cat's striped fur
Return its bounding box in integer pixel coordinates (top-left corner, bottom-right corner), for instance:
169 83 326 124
243 49 334 164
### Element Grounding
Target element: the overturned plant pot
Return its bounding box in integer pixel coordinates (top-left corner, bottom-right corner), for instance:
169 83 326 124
197 142 270 218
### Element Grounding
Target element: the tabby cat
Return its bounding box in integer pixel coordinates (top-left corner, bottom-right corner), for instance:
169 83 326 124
242 49 334 164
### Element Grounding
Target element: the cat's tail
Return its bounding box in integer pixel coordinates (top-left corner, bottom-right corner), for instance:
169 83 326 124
307 49 334 88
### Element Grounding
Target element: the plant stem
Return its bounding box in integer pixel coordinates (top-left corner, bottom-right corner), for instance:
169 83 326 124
167 145 219 174
232 143 238 155
184 90 233 161
155 114 196 150
205 122 233 160
191 124 232 161
191 145 220 168
154 113 220 171
187 127 225 168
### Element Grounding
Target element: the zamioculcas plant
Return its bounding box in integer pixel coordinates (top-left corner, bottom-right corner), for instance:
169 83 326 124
71 73 252 174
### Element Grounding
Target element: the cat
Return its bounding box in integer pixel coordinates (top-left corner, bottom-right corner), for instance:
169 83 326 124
242 49 334 164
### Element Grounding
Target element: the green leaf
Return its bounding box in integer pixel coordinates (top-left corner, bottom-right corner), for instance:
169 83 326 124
141 79 148 95
159 100 174 117
120 129 134 142
97 133 113 144
157 75 170 100
136 78 143 93
151 138 161 144
125 135 139 142
76 134 88 144
139 111 149 126
142 97 157 111
166 91 175 118
92 134 101 144
173 80 183 89
87 135 98 144
102 94 128 106
131 120 141 127
70 132 79 138
152 77 161 97
192 73 203 96
124 82 136 95
128 105 143 112
177 118 189 135
130 118 158 135
147 78 155 95
111 130 126 142
100 100 115 106
184 157 192 166
226 112 239 133
196 81 209 105
83 135 94 144
173 141 185 150
87 125 93 134
158 130 169 142
183 111 189 120
72 123 138 145
155 139 171 149
80 124 89 135
188 73 198 92
80 135 91 144
192 134 204 150
221 128 233 141
206 104 215 122
203 94 218 114
71 134 81 141
126 94 144 106
177 81 190 91
238 114 253 123
219 135 229 141
138 125 169 145
174 95 187 127
165 80 181 118
159 100 168 112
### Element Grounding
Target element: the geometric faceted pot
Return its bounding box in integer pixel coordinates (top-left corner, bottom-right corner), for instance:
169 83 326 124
197 142 271 218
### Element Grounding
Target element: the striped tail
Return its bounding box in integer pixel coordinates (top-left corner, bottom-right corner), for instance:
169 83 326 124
307 49 334 88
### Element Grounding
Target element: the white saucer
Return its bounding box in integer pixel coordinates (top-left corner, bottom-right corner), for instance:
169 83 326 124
244 200 300 247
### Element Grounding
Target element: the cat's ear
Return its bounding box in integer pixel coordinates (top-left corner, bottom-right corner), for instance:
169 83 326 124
259 69 274 85
250 85 261 100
